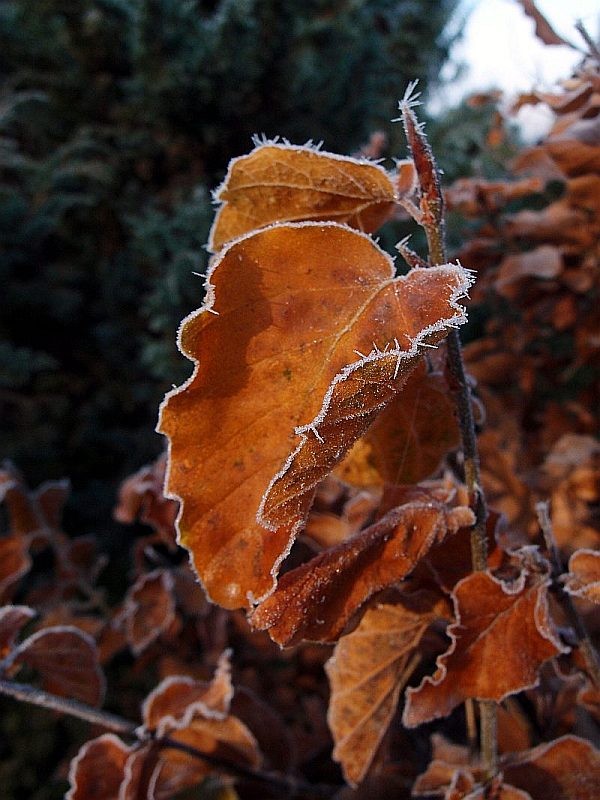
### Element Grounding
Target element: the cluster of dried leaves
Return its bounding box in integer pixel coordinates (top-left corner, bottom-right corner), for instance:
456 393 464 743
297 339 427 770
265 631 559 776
2 27 600 799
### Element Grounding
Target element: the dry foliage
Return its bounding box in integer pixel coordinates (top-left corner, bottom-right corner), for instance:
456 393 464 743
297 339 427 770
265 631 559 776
1 32 600 799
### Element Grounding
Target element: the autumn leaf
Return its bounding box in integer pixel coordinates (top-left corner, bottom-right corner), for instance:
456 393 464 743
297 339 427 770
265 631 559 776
326 594 447 786
517 0 574 47
335 359 460 488
412 734 533 799
115 569 177 656
142 650 234 736
562 549 600 602
159 221 472 609
0 537 31 603
140 653 261 797
13 625 106 706
250 500 471 646
66 734 133 800
403 570 568 727
0 604 35 657
503 735 600 800
114 453 178 550
208 141 397 252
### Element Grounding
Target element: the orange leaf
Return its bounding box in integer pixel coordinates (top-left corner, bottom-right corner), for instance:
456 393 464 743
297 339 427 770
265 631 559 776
66 734 132 800
208 141 397 252
141 653 261 796
403 571 567 726
562 549 600 602
503 735 600 800
335 359 460 487
159 222 472 609
14 625 105 706
250 501 471 646
326 595 444 786
142 650 234 736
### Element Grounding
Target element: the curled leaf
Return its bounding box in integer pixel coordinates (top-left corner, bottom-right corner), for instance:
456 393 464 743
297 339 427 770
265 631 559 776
503 735 600 800
403 571 567 727
142 650 233 737
66 734 132 800
250 500 471 646
208 141 397 252
159 222 472 609
562 549 600 602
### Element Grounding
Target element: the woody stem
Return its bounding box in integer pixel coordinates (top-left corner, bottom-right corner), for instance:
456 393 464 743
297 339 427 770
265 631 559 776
425 222 498 779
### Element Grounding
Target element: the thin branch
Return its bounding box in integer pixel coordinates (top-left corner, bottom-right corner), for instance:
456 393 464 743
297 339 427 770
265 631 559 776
0 677 337 798
0 678 137 735
159 738 336 798
536 501 600 691
397 92 497 778
575 19 600 61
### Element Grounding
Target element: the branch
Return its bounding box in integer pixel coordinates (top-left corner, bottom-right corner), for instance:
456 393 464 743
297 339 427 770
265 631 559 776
0 678 136 736
0 678 337 798
398 88 497 779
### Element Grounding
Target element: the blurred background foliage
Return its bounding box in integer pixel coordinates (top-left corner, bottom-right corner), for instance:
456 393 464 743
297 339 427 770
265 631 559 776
0 0 496 536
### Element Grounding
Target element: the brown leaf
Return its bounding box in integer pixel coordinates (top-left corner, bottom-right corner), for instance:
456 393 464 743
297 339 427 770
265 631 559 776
496 245 563 296
0 604 35 657
66 734 131 800
517 1 573 47
305 488 381 549
140 653 261 797
403 571 567 727
562 549 600 602
114 453 178 549
424 510 506 594
250 501 471 646
0 537 31 603
14 625 105 706
326 595 443 786
413 735 533 799
159 222 472 609
208 141 397 252
0 464 69 537
116 569 176 655
335 360 460 487
503 735 600 800
143 650 233 736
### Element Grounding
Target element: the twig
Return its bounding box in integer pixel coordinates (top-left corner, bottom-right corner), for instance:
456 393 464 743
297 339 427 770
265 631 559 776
536 501 600 691
575 19 600 61
398 88 497 779
0 678 337 798
0 678 137 736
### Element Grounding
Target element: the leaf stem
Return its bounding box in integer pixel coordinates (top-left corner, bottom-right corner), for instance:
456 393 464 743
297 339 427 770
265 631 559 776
0 678 337 798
